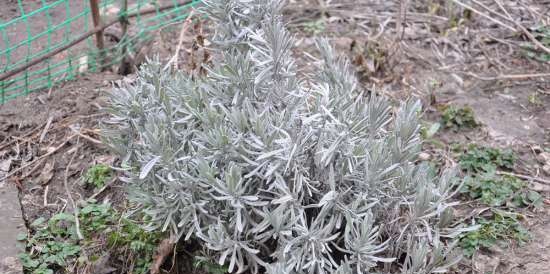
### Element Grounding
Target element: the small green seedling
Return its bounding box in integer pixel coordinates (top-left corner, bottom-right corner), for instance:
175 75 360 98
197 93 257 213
302 20 326 35
194 257 229 274
107 218 162 274
84 164 112 189
522 26 550 62
441 105 478 130
458 145 541 208
458 144 515 173
460 211 529 257
461 170 543 208
528 93 543 106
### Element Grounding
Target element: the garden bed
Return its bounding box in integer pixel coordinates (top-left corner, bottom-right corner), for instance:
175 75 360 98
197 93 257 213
1 0 549 273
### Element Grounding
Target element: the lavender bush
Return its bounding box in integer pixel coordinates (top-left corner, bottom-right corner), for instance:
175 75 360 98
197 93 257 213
103 1 470 273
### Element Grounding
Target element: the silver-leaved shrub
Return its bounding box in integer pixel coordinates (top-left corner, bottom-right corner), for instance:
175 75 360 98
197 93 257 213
103 0 470 273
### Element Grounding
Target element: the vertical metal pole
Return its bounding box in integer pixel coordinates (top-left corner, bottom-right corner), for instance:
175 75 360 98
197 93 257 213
89 0 105 67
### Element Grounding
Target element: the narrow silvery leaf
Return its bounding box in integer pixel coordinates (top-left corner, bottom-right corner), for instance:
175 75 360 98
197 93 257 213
139 156 161 179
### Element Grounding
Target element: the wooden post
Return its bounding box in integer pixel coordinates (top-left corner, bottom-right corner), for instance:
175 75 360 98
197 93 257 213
120 0 128 37
118 0 131 74
89 0 105 67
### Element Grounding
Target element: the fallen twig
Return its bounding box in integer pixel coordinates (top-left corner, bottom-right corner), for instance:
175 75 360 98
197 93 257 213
460 71 550 81
449 0 516 31
43 185 57 207
497 171 550 185
64 142 84 240
165 9 196 71
39 116 54 143
88 177 116 200
493 0 550 56
20 158 46 180
69 126 102 144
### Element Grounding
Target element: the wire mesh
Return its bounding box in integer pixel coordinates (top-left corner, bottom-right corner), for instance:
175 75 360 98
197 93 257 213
0 0 199 104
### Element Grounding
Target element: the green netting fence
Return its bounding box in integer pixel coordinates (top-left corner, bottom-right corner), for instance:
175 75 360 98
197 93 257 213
0 0 200 104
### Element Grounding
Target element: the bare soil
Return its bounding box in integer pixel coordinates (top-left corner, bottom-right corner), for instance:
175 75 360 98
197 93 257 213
1 0 549 273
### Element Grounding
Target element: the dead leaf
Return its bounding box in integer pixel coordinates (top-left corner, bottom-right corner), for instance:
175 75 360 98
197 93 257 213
150 238 174 274
529 181 550 192
0 158 12 175
95 155 116 166
89 253 116 274
536 152 550 165
37 161 55 185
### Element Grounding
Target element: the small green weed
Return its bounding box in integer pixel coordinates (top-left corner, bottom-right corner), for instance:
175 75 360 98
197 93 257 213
461 170 543 208
454 144 542 257
18 201 162 274
460 211 529 257
194 257 229 274
458 144 515 173
83 164 112 189
17 214 81 274
107 219 162 273
528 93 543 106
302 20 326 35
441 105 478 130
458 145 541 208
522 27 550 62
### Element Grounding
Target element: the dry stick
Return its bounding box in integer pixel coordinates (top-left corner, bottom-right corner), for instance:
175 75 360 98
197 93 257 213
449 0 516 32
64 143 84 240
385 0 408 72
0 0 195 82
492 0 550 56
39 116 54 143
470 0 510 22
47 72 68 97
165 10 196 71
497 171 550 185
20 158 46 180
462 71 550 81
87 178 116 200
0 135 76 182
43 184 56 207
89 0 105 66
69 126 102 144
